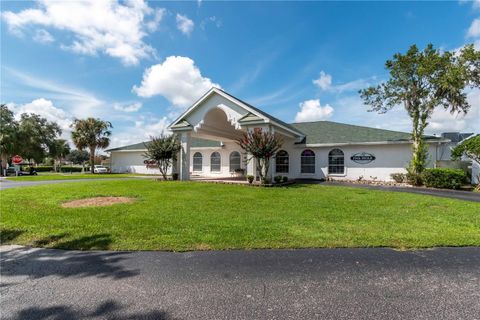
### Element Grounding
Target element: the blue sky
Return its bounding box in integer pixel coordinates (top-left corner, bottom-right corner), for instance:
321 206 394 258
1 0 479 148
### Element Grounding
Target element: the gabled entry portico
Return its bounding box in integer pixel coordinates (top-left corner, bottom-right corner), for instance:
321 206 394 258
168 87 305 181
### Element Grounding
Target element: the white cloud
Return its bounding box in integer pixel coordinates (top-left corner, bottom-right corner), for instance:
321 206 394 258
313 71 374 93
429 89 480 133
200 16 222 30
5 67 105 119
109 116 171 149
294 99 334 123
113 102 142 113
132 56 220 107
33 29 54 43
176 14 194 35
312 71 332 90
468 18 480 38
7 98 73 135
1 0 164 65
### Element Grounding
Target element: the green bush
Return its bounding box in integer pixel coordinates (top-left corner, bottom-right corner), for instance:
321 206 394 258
25 166 53 172
274 176 282 183
406 168 423 186
172 173 179 181
422 168 467 189
247 175 254 184
59 166 83 173
282 176 288 183
390 173 406 183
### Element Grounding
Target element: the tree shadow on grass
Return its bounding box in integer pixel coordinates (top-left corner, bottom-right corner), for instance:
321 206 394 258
52 234 113 250
9 300 178 320
0 229 24 244
1 235 139 280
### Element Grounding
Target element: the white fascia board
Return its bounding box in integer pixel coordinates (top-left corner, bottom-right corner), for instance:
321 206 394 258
168 88 304 139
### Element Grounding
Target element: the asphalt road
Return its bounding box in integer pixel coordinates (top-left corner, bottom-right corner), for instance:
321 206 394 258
1 245 479 320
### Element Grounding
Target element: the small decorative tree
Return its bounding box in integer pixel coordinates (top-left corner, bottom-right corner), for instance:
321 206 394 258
237 128 283 184
143 134 181 180
452 134 480 191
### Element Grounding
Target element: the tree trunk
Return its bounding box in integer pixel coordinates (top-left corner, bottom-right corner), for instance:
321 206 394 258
89 146 95 174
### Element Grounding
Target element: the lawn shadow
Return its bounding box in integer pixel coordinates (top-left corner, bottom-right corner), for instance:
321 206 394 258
1 236 139 280
0 229 24 243
8 299 177 320
52 234 113 250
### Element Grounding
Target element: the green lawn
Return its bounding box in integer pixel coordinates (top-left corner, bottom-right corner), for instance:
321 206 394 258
1 180 479 251
5 173 150 181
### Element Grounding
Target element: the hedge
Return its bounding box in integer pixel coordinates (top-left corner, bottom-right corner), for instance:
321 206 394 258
25 166 53 172
422 168 467 189
23 166 84 173
59 166 83 173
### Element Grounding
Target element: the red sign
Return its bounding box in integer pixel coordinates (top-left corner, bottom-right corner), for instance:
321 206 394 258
12 155 23 164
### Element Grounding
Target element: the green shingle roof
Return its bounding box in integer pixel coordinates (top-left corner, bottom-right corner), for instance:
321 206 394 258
290 121 440 145
106 137 221 152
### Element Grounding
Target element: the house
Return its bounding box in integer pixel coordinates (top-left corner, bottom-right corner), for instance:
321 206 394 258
107 88 448 181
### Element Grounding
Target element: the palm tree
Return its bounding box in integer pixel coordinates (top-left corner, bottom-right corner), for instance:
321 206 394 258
49 139 71 172
71 118 112 173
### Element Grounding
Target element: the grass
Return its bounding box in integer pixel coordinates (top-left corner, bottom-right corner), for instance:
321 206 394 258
5 173 149 181
1 180 479 251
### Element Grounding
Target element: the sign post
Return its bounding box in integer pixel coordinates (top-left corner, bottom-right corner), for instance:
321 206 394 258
11 155 23 176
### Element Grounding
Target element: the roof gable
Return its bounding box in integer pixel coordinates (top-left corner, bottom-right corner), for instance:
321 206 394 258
168 88 305 138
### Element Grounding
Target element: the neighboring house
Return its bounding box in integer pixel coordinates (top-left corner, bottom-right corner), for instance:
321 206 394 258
107 88 448 181
472 160 480 185
437 132 474 160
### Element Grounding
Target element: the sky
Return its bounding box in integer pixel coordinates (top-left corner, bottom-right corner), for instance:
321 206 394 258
1 0 479 149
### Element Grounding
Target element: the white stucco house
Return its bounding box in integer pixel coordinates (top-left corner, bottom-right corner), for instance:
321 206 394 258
107 88 449 181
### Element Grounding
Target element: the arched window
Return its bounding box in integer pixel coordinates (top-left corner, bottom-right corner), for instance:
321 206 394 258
229 151 241 172
210 152 221 172
193 152 203 171
301 149 315 174
328 149 344 174
275 150 289 173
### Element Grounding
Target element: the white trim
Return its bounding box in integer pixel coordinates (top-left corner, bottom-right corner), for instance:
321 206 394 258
168 88 305 139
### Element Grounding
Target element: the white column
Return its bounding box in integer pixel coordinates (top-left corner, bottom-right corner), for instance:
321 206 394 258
179 132 191 181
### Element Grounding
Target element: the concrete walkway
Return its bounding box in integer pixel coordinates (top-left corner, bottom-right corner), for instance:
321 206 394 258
1 245 479 320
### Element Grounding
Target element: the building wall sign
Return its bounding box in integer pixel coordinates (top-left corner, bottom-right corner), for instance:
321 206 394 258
350 152 376 164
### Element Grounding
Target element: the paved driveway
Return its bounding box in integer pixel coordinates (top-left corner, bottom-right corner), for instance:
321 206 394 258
1 245 479 320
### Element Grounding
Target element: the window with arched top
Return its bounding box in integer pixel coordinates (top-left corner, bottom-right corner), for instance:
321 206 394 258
275 150 289 173
193 152 203 172
328 149 344 174
229 151 241 172
301 149 315 174
210 152 221 172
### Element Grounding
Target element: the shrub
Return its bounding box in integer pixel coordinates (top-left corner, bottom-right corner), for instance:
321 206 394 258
247 175 254 184
282 176 288 183
390 173 406 183
25 166 53 172
172 173 179 181
274 176 282 183
422 168 467 189
59 166 83 173
406 168 423 186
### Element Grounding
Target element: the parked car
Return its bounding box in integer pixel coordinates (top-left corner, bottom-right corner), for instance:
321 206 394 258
6 166 38 176
93 165 108 174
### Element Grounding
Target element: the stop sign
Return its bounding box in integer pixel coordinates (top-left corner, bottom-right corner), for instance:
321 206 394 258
12 155 23 164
